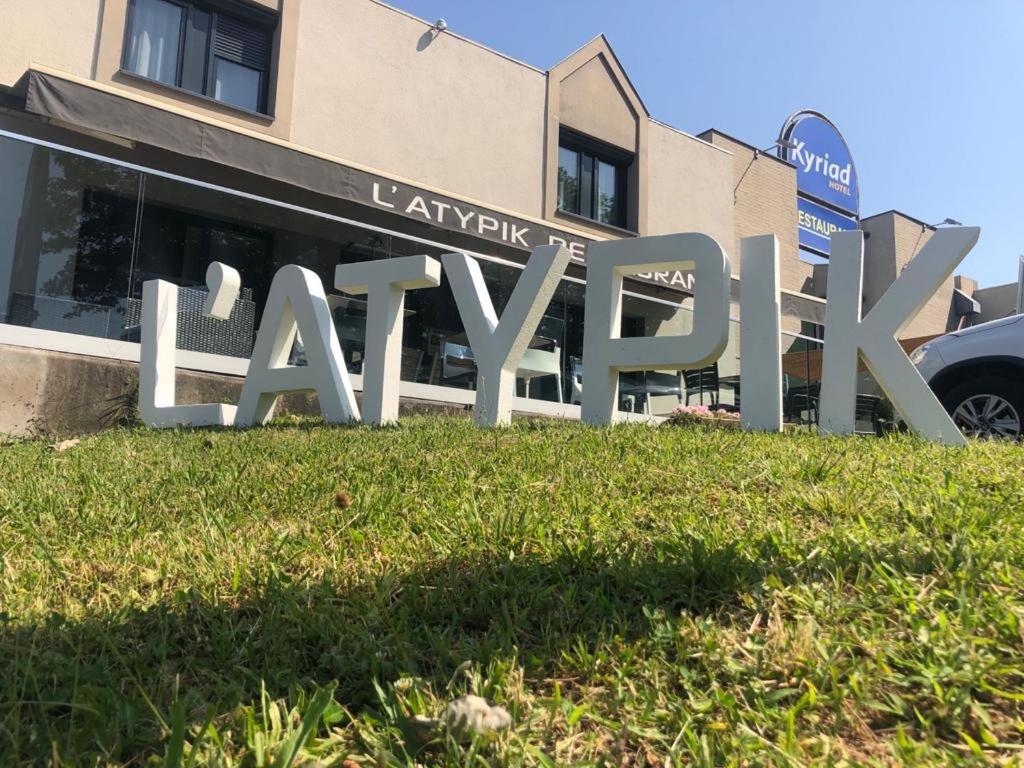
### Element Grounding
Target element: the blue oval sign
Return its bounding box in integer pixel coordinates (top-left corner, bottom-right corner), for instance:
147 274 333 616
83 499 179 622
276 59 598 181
781 112 859 217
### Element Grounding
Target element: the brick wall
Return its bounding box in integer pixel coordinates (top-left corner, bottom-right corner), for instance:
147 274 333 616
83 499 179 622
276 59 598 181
698 130 814 295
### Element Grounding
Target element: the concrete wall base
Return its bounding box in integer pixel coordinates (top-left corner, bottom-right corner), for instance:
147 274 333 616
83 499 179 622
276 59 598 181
0 344 470 438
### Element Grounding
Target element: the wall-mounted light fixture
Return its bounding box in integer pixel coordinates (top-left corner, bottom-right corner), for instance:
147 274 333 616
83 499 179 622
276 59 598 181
754 138 798 159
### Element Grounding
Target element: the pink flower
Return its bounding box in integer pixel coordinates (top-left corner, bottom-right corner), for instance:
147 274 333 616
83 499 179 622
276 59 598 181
672 405 711 415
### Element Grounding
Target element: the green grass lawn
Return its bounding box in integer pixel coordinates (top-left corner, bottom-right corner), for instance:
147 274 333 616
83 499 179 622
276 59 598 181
1 418 1023 766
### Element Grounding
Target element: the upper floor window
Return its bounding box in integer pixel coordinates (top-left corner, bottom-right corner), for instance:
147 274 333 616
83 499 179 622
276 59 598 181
557 130 630 229
124 0 276 115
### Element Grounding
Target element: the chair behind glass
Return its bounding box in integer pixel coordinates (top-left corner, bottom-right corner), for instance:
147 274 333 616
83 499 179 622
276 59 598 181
440 338 476 389
568 356 584 405
684 363 720 406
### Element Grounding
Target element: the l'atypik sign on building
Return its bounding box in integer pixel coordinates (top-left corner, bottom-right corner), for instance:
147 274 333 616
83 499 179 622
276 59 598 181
367 180 696 292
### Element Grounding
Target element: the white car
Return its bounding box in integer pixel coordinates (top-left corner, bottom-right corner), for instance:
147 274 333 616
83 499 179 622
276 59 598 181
910 315 1024 439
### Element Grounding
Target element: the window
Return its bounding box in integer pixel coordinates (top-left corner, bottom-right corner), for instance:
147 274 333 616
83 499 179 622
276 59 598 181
799 321 825 341
4 129 715 414
124 0 276 115
557 130 630 228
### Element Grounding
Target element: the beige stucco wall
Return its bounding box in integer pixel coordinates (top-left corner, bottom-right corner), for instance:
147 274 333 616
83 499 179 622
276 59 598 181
5 0 739 257
646 123 734 257
290 0 547 217
4 0 297 139
0 0 103 87
559 56 637 152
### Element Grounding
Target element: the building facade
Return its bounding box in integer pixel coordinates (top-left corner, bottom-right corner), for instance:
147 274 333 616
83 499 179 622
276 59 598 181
0 0 1003 435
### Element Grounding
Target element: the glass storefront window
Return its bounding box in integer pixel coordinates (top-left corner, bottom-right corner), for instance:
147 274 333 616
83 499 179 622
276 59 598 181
401 258 567 400
609 295 732 416
0 130 827 418
0 135 141 339
134 173 428 359
781 333 824 428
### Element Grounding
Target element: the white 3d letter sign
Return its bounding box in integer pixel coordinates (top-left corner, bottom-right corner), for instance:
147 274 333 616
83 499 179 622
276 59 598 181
739 235 783 432
137 226 980 445
820 227 979 446
581 233 730 424
139 262 241 428
235 265 359 426
443 245 571 426
335 255 441 425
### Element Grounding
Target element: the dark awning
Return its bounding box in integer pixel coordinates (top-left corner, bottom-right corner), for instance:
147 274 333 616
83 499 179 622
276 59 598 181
24 69 827 324
25 70 595 258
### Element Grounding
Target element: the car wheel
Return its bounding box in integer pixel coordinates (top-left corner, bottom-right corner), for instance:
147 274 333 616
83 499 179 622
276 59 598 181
941 376 1024 440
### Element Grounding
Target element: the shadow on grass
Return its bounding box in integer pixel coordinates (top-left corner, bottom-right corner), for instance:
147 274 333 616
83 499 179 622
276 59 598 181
1 539 786 761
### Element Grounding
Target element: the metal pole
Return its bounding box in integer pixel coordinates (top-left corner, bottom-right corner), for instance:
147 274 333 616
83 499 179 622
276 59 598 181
1016 255 1024 316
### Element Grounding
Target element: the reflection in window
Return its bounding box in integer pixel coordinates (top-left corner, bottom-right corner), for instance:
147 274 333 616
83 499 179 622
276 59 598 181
0 132 715 412
597 160 619 226
557 130 630 229
214 59 263 113
782 333 825 428
557 146 579 214
135 174 395 357
125 0 184 86
0 137 139 339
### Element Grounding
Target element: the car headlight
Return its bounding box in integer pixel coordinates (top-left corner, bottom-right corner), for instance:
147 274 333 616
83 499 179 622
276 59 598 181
909 343 931 366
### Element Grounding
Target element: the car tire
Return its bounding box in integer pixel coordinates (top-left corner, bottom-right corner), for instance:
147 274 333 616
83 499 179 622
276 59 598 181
941 376 1024 440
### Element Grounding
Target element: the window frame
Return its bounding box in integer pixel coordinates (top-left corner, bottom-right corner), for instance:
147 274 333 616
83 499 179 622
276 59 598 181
556 129 631 229
121 0 277 117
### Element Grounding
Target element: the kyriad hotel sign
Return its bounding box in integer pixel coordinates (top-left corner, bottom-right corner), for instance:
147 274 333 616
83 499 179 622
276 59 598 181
139 227 979 446
780 110 860 257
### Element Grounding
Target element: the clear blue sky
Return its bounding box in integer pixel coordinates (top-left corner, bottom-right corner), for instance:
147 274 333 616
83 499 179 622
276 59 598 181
388 0 1022 288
